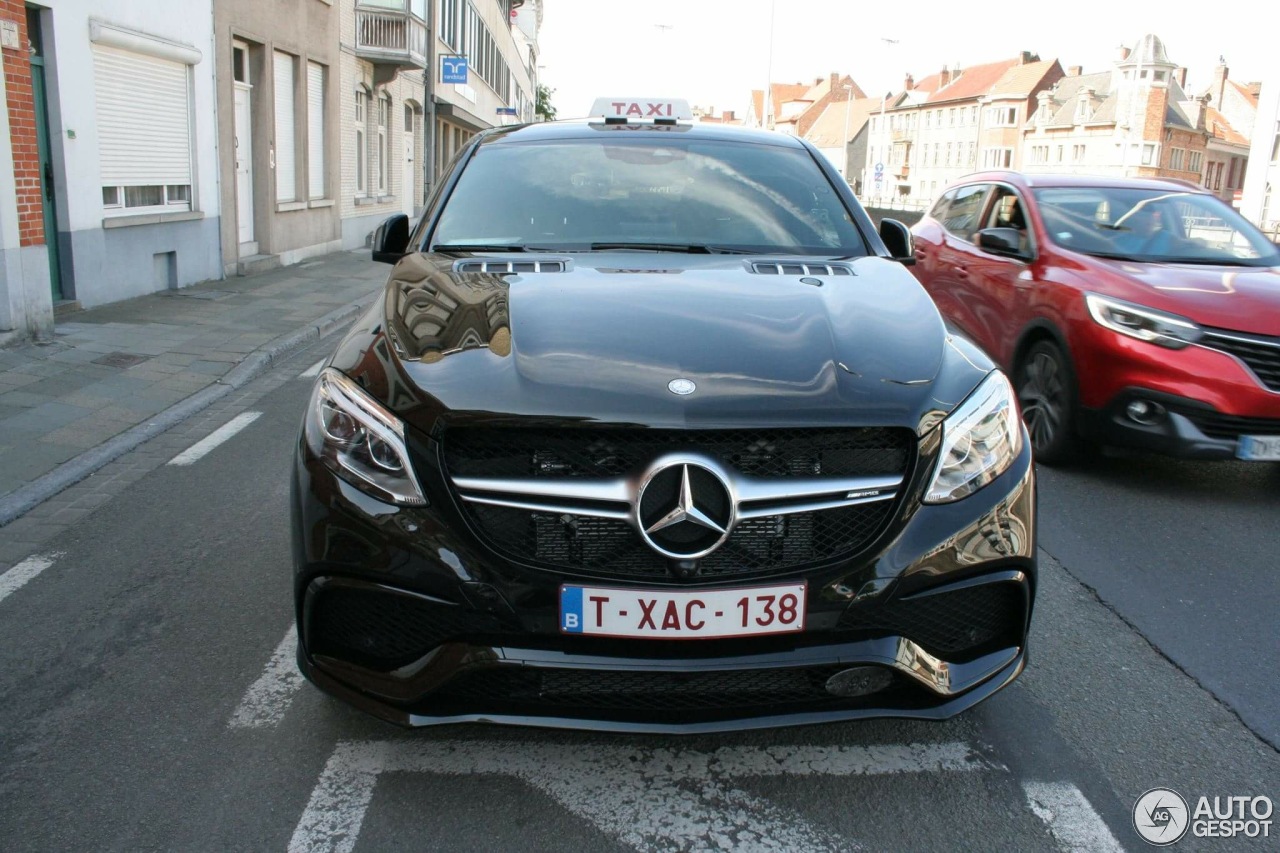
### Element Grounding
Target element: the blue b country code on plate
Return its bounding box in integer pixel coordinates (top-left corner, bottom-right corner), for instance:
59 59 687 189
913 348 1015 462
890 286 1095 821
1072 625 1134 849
560 583 807 640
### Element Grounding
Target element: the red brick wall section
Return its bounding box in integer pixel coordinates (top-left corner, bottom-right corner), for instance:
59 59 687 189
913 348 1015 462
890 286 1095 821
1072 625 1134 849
2 0 43 247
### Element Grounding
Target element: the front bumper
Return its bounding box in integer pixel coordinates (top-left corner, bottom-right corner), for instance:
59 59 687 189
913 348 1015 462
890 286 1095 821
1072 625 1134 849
291 432 1037 732
1071 324 1280 459
1078 387 1280 460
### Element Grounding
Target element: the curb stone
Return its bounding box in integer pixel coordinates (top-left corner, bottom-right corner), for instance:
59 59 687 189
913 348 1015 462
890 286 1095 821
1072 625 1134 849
0 296 374 529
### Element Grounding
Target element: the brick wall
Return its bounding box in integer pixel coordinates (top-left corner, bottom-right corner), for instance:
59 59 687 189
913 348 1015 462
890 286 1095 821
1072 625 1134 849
1 0 42 247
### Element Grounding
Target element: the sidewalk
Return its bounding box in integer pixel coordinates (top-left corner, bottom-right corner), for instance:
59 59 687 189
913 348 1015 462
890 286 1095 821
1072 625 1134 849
0 249 387 526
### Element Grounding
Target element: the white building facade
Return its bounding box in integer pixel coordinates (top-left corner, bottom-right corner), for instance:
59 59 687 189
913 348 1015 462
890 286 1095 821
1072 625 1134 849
2 0 221 338
338 1 537 250
1240 81 1280 238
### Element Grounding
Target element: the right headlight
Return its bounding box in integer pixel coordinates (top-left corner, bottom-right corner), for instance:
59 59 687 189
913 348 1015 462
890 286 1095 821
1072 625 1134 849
304 368 426 505
924 371 1024 504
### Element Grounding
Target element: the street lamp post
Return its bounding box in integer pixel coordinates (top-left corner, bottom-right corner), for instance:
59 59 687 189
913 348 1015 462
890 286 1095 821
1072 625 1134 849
875 38 899 206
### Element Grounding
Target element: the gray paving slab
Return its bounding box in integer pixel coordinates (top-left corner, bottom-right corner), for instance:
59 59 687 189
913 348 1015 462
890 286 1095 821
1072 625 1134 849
0 249 386 525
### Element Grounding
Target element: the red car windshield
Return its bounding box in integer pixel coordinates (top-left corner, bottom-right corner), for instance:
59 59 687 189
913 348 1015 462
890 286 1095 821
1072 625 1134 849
1031 187 1280 267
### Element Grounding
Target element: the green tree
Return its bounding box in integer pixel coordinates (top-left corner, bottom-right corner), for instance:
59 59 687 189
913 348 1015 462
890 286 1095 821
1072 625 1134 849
536 84 557 122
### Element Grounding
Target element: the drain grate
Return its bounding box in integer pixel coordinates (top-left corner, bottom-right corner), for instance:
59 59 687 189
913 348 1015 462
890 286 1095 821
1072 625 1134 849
92 352 151 368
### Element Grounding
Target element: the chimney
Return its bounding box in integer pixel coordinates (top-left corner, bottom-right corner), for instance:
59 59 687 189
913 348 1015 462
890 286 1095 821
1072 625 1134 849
814 76 822 87
1067 66 1082 77
1211 62 1228 107
1019 50 1034 65
939 65 952 87
723 110 735 122
1144 83 1169 147
830 72 840 90
904 73 915 91
1117 45 1131 61
1186 94 1209 131
1175 67 1187 88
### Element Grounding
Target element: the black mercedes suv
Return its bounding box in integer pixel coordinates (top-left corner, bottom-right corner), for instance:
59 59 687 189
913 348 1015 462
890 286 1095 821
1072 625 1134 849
291 99 1036 732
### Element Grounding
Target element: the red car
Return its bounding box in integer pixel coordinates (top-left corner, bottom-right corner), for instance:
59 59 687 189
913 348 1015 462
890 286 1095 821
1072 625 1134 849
909 171 1280 464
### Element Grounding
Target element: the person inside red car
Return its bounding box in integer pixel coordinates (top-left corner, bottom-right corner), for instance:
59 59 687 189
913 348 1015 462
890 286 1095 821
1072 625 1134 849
1112 202 1176 256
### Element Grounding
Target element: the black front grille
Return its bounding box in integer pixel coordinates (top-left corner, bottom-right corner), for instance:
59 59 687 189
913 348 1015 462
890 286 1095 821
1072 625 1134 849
308 586 514 672
436 665 870 712
443 427 913 480
1167 406 1280 440
1202 329 1280 392
467 500 896 580
443 427 913 580
839 581 1025 659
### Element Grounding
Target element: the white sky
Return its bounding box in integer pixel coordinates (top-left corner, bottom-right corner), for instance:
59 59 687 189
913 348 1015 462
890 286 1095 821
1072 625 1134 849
537 0 1278 120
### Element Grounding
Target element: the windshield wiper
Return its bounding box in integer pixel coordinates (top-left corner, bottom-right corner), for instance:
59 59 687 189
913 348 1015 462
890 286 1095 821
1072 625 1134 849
589 242 755 254
433 243 530 254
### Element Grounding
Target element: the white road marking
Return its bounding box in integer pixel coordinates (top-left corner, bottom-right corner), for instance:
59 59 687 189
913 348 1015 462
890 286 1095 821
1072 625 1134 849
290 740 998 853
167 412 262 466
0 553 63 606
300 359 325 379
229 625 305 729
1024 781 1124 852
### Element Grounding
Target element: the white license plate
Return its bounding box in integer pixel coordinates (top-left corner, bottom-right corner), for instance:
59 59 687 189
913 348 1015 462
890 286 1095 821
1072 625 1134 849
560 583 807 639
1237 434 1280 461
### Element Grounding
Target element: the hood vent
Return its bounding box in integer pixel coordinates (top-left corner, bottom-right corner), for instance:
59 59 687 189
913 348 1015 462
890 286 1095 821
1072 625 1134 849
454 259 569 274
750 261 855 276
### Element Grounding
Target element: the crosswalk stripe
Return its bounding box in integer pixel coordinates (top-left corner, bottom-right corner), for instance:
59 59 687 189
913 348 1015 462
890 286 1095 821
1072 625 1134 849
1024 781 1124 852
289 739 996 853
229 624 304 729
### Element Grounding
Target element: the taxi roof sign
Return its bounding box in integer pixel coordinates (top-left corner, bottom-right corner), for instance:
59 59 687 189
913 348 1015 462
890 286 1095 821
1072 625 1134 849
589 98 694 122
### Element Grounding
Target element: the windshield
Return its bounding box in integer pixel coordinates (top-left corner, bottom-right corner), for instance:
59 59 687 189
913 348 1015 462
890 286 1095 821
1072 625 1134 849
430 135 869 256
1032 186 1280 267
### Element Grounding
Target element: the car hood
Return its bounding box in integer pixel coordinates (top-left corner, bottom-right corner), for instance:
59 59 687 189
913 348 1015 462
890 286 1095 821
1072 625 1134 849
334 253 988 435
1089 258 1280 336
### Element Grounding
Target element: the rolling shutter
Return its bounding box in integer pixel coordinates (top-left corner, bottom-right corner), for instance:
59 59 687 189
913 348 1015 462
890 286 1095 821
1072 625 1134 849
307 62 326 200
274 51 297 202
93 44 191 187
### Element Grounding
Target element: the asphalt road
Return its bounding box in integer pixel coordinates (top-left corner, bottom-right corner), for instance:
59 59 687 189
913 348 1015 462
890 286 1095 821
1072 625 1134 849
1 337 1277 852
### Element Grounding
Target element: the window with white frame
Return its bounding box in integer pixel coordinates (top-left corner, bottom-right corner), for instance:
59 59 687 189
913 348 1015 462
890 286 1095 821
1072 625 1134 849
982 148 1013 168
377 92 390 195
1072 144 1086 163
274 50 298 202
355 87 368 196
93 44 194 215
1271 121 1280 162
439 0 462 52
1169 148 1185 171
985 106 1018 127
1188 150 1203 173
1140 143 1157 166
1030 145 1049 165
307 62 327 200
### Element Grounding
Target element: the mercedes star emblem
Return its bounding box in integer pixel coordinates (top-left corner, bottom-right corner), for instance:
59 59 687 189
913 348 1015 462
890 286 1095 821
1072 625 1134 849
636 460 734 562
646 465 727 537
668 378 696 396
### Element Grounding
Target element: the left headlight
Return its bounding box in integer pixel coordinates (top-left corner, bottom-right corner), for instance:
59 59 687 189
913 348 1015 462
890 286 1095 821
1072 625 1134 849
924 371 1024 504
1085 293 1202 349
304 368 427 505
